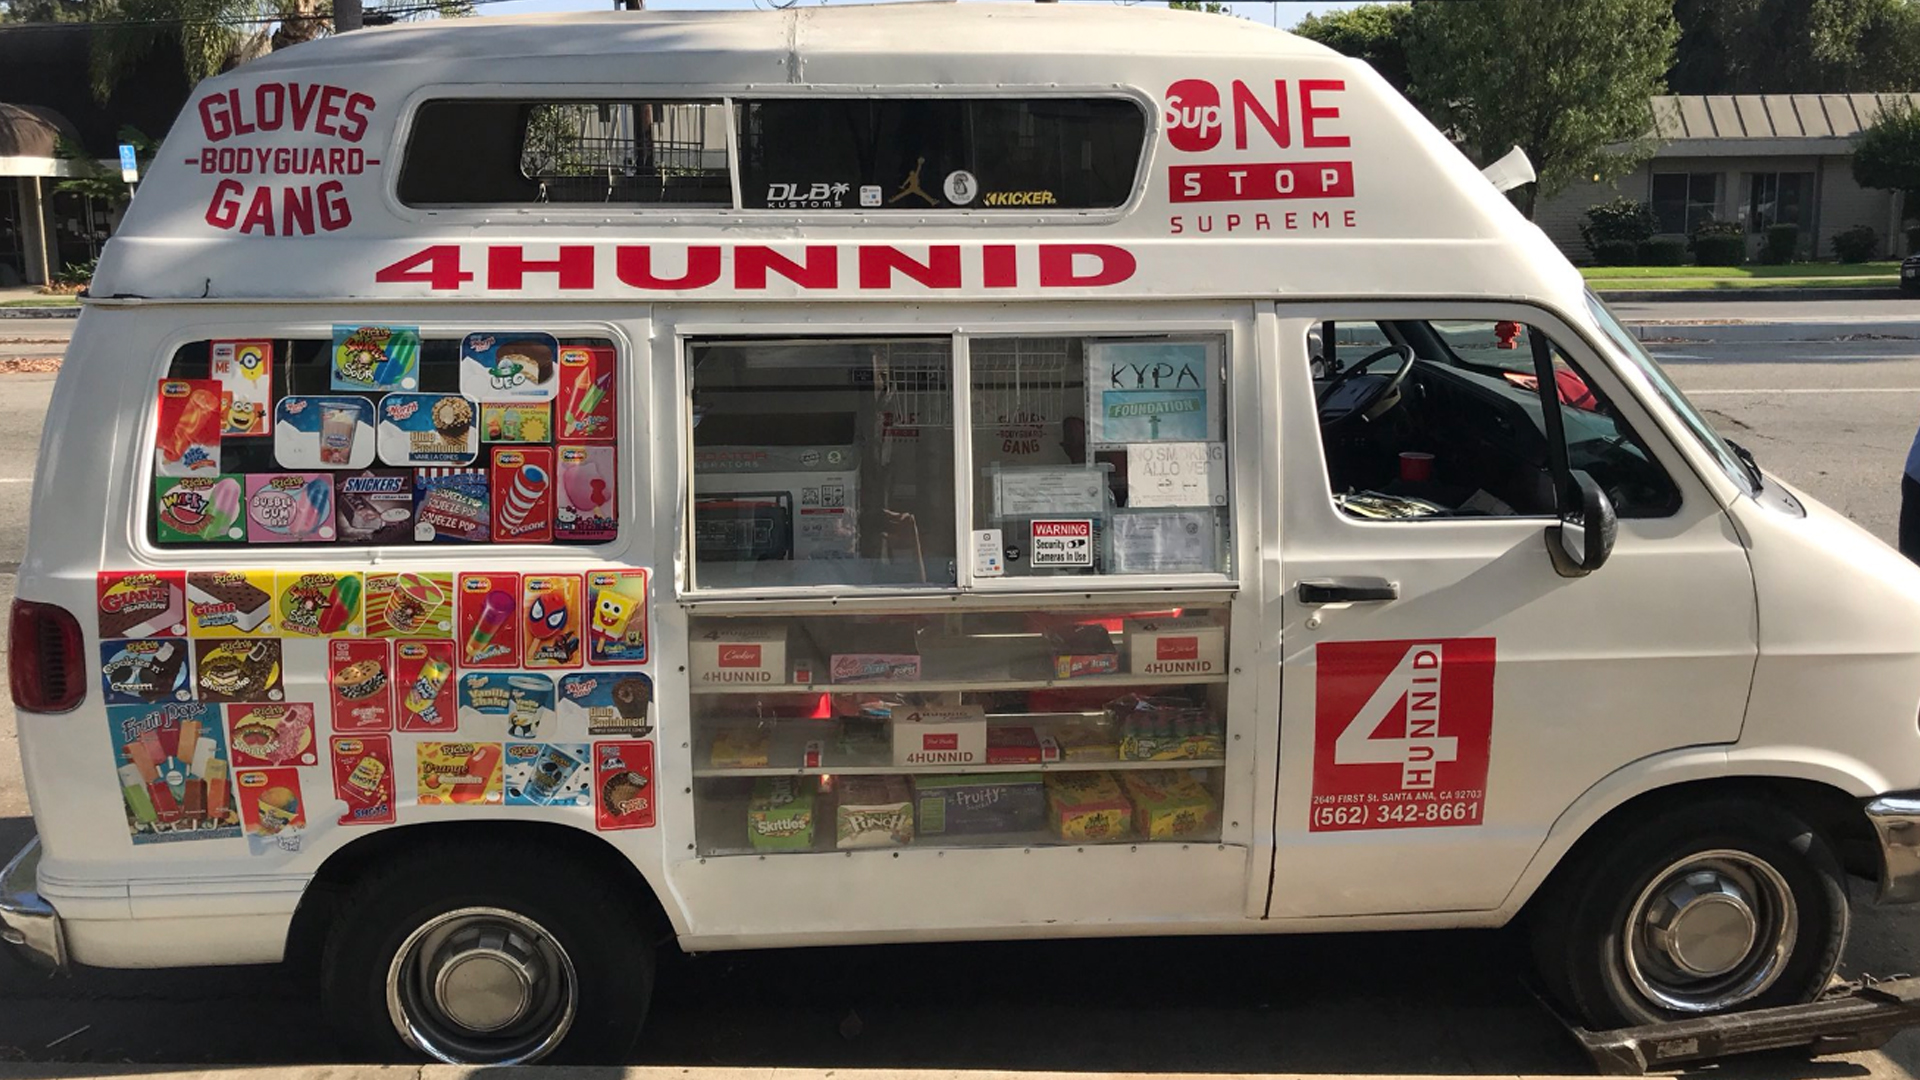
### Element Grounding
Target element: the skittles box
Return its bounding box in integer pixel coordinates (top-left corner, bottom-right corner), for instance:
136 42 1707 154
749 777 817 852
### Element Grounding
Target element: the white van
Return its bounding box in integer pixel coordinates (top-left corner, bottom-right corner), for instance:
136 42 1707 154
6 3 1920 1065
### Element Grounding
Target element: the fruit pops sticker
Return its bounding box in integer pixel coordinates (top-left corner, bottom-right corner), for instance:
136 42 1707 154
156 379 223 477
108 702 239 844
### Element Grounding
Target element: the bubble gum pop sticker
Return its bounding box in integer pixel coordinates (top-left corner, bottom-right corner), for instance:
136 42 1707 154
594 740 655 830
331 735 396 826
226 702 318 767
367 571 453 638
586 569 647 665
108 701 239 844
491 447 554 543
417 742 504 805
557 346 615 441
98 571 187 639
211 339 272 437
395 640 457 733
329 638 393 733
154 475 245 542
186 570 276 637
505 742 591 807
557 445 616 543
248 473 335 542
457 572 520 667
332 325 420 393
274 570 364 637
98 638 191 704
522 574 582 669
237 766 306 854
155 379 223 477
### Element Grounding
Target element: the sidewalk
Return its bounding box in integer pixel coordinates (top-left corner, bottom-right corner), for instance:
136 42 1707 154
0 1069 1601 1080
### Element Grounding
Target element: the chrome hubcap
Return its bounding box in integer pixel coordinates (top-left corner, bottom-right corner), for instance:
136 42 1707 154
387 907 577 1064
1623 851 1797 1014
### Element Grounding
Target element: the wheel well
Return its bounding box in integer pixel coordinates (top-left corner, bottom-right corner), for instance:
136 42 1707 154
283 822 673 975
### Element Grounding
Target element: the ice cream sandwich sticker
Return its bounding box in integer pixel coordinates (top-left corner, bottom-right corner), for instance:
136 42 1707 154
335 468 414 544
367 571 453 638
275 396 374 471
193 638 283 703
378 393 478 467
186 570 277 637
558 671 652 737
417 741 503 805
332 325 420 393
211 339 272 437
155 475 245 543
491 447 554 543
414 467 489 542
522 574 582 669
395 640 457 733
98 570 187 639
227 702 318 767
329 638 393 734
558 445 617 543
585 570 647 665
482 402 551 445
505 742 591 807
248 473 335 542
155 378 222 477
237 766 306 854
99 639 191 704
274 570 364 638
457 671 554 739
593 740 654 830
556 346 615 441
108 701 239 844
461 332 559 402
331 735 396 825
457 573 520 667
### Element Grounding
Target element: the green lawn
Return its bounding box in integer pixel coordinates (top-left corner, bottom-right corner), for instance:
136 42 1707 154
0 295 79 307
1582 262 1902 290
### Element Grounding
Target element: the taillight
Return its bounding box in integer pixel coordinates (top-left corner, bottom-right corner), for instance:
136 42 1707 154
10 598 86 713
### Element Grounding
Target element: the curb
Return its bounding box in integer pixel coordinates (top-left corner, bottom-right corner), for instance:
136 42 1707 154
0 307 79 319
1595 286 1913 303
0 1069 1577 1080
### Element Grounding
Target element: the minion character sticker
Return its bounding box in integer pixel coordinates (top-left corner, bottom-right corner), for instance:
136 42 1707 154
211 340 273 437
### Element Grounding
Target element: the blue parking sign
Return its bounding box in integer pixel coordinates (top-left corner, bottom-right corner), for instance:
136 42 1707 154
118 143 138 182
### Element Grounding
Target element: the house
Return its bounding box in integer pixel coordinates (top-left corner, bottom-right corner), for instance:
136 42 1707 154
1536 93 1920 263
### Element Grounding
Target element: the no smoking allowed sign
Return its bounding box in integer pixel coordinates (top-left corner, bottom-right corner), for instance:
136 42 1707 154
1309 638 1494 832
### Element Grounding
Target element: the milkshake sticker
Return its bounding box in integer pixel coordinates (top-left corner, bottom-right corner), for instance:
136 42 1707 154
274 395 374 470
457 671 554 738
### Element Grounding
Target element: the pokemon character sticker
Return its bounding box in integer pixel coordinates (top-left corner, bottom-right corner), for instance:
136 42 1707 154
108 702 240 844
586 569 647 665
594 740 655 830
1310 638 1494 833
212 339 273 437
331 735 396 825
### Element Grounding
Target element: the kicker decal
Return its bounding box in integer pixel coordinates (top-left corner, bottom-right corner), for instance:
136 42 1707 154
1309 638 1494 832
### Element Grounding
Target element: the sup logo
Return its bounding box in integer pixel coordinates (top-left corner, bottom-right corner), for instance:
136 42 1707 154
1309 638 1494 832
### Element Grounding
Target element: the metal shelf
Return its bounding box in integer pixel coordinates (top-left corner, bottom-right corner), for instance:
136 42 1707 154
693 717 1225 778
690 671 1230 695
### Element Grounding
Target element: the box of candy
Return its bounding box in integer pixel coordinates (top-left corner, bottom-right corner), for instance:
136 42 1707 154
913 772 1045 837
834 775 913 850
749 777 816 853
1120 769 1221 840
1045 770 1131 842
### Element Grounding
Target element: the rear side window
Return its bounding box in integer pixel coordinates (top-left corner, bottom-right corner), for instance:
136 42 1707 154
149 331 621 548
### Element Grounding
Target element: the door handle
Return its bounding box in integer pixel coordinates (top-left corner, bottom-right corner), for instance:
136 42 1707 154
1297 578 1399 605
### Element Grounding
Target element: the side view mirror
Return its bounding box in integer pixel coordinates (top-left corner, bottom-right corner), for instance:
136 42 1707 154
1547 471 1617 578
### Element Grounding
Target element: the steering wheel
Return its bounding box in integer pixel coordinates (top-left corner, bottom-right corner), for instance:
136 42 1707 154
1317 344 1415 427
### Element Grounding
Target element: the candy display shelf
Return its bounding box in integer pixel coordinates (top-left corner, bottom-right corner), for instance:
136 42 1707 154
689 671 1229 696
692 716 1226 778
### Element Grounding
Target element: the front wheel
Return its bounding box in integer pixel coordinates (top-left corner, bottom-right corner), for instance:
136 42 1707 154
1529 799 1848 1029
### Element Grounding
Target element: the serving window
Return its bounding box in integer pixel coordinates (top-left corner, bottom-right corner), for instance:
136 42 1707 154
149 330 622 548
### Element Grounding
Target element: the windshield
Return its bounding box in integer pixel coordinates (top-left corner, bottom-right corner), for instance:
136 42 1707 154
1584 292 1754 494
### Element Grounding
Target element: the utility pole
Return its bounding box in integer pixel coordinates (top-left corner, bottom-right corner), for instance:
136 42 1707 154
617 0 641 9
336 0 362 32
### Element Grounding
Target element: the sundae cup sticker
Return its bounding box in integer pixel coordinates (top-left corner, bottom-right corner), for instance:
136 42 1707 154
557 445 617 544
556 347 616 442
395 639 458 733
457 671 554 739
456 572 520 667
505 742 591 807
413 467 490 543
367 571 453 638
107 701 239 844
226 702 318 767
274 396 374 471
332 325 420 393
329 638 393 734
193 638 284 703
377 393 478 467
155 475 246 543
274 570 364 638
558 671 653 737
461 332 559 403
491 447 555 543
99 638 192 704
155 379 223 478
593 740 655 831
481 402 552 445
521 574 582 669
98 570 187 639
335 468 415 544
237 766 307 854
331 735 396 826
416 742 503 806
586 569 647 665
211 339 273 437
186 570 277 637
248 473 335 543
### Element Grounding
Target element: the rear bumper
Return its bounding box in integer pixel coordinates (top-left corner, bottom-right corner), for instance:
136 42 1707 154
0 835 66 972
1866 793 1920 904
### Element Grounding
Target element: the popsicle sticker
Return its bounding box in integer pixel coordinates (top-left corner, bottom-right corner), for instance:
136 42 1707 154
211 339 273 437
333 325 420 393
556 346 615 441
457 572 520 667
522 574 582 669
586 569 647 665
107 701 239 844
154 475 245 543
395 639 457 733
417 742 504 805
492 447 554 543
274 570 364 637
248 473 335 543
237 766 306 854
331 735 396 826
557 445 616 543
155 379 223 477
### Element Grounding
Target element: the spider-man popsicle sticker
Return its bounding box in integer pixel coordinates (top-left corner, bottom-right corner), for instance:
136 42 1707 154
521 573 582 669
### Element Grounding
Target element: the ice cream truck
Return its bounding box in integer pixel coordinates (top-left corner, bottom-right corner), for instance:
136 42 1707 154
9 3 1920 1067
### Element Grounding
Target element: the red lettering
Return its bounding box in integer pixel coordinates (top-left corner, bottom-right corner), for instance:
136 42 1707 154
1231 79 1290 149
319 181 351 231
734 246 836 290
227 88 256 137
315 85 346 137
857 245 961 290
341 92 375 142
239 187 276 235
615 245 721 289
199 95 232 142
255 83 285 131
1300 79 1349 148
1164 78 1223 153
374 245 475 290
1345 209 1357 227
282 185 314 235
1169 216 1185 235
290 83 321 130
487 245 593 290
205 178 244 229
1168 161 1354 203
982 244 1017 288
1038 244 1135 288
1313 210 1331 228
329 147 345 173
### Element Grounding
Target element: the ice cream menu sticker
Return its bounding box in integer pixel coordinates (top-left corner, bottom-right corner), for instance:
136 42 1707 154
332 325 420 392
1085 341 1222 447
108 701 240 844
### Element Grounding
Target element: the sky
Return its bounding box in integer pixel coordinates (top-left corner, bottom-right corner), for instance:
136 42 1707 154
459 0 1361 32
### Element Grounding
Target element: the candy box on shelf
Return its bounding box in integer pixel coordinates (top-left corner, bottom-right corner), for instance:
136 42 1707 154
1121 769 1220 841
690 624 787 686
1050 623 1119 679
708 726 772 769
1124 616 1226 677
1046 770 1131 842
1109 695 1226 762
833 775 914 850
913 773 1045 837
749 776 817 853
986 725 1061 765
891 704 987 767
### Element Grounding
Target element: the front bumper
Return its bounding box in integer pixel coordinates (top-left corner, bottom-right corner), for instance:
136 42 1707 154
0 836 66 972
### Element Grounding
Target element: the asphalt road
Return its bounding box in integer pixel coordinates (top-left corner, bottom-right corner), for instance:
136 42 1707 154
6 307 1920 1075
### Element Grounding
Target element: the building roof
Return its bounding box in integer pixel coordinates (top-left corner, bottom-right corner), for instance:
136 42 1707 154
0 102 78 159
1649 93 1920 157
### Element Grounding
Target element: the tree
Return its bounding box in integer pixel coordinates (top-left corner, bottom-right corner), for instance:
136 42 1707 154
1408 0 1677 218
1292 3 1412 96
1167 1 1231 12
1854 101 1920 213
1669 0 1920 94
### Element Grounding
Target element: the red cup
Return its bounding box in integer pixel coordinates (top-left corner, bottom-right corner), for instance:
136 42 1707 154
1399 452 1434 483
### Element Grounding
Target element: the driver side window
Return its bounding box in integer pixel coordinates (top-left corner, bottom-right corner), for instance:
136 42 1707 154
1310 319 1680 522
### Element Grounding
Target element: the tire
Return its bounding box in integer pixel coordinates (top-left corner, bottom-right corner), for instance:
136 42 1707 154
320 838 655 1064
1529 799 1848 1030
